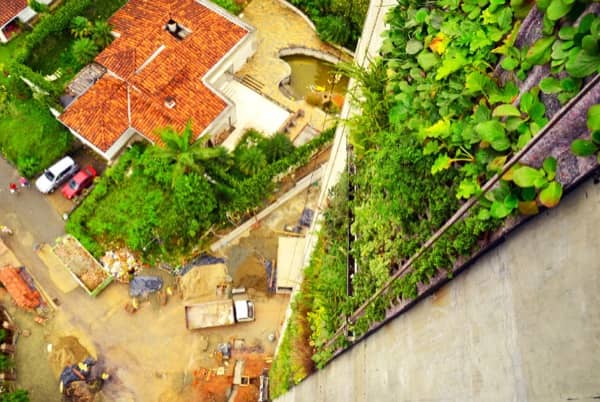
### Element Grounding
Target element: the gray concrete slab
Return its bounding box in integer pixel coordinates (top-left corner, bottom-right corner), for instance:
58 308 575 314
277 177 600 402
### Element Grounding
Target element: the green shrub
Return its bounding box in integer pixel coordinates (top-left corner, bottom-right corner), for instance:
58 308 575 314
0 389 30 402
21 0 94 61
211 0 243 15
71 37 98 64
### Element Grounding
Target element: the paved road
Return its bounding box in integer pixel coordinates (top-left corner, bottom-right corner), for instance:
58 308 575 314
0 157 66 302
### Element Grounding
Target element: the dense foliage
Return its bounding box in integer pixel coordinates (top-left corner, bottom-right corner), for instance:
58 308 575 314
271 0 600 390
0 76 71 177
0 389 29 402
66 127 334 263
270 175 349 397
211 0 244 15
0 0 126 174
289 0 368 49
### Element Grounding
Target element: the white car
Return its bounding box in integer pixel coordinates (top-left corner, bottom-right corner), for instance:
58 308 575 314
35 156 79 194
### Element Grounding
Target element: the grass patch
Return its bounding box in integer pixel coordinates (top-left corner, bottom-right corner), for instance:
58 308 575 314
0 92 72 177
0 36 27 67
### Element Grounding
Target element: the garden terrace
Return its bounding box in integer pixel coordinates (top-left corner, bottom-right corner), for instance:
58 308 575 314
270 0 600 395
65 127 334 263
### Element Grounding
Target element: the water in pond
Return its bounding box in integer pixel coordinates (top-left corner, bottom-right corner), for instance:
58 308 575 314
281 55 349 105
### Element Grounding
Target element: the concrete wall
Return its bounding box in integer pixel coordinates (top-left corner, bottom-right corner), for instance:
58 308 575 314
276 175 600 402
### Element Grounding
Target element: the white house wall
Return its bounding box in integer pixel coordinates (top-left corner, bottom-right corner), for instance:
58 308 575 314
17 7 36 23
105 127 138 161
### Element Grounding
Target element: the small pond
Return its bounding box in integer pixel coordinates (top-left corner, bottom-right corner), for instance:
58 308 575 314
280 55 349 109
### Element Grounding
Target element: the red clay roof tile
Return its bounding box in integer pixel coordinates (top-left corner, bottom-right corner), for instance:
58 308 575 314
0 0 27 28
60 0 248 152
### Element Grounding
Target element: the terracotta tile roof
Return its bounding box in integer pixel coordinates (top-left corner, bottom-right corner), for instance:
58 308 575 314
0 266 41 310
0 0 27 28
60 0 248 152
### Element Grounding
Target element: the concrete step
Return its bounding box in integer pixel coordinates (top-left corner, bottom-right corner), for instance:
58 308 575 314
241 74 264 92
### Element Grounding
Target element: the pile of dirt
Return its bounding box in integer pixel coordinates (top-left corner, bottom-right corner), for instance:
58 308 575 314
49 336 91 378
232 255 267 293
179 264 230 301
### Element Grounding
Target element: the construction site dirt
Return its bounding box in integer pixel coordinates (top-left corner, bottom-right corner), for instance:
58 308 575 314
2 181 320 402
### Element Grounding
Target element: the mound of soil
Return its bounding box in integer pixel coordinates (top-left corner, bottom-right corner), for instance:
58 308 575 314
49 336 91 378
179 264 230 301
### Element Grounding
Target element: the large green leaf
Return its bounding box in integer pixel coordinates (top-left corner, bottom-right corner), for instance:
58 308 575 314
435 51 468 80
431 154 452 174
490 200 513 218
492 104 521 117
539 181 563 208
565 49 600 78
558 26 576 40
424 119 451 138
546 0 572 21
456 179 481 199
542 156 557 180
406 40 423 55
501 57 520 71
417 51 439 71
587 104 600 132
512 166 545 187
571 139 598 156
582 35 599 55
525 36 554 65
539 77 563 94
504 194 519 210
475 120 510 151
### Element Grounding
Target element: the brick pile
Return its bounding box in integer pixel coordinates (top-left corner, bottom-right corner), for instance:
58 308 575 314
0 266 41 309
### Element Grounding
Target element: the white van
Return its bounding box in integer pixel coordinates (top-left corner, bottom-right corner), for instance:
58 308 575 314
35 156 79 194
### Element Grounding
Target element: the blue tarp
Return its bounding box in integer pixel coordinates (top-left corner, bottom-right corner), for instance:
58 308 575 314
299 208 314 227
179 254 226 276
60 357 96 389
129 276 163 297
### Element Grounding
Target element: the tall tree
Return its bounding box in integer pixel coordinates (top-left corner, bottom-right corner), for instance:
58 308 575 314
155 122 229 187
70 16 92 38
72 38 98 65
92 21 114 48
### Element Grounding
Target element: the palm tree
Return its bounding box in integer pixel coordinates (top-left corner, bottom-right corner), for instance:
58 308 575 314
262 133 294 162
92 21 114 48
72 38 98 65
156 122 229 187
236 146 267 176
70 16 93 39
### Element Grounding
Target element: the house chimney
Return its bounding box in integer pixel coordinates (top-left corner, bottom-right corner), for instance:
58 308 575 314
164 96 176 109
167 20 177 33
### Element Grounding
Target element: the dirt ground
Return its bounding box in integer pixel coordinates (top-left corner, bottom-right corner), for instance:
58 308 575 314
3 180 320 402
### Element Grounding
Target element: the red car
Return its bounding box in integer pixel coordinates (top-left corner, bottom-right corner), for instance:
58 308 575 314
61 165 97 199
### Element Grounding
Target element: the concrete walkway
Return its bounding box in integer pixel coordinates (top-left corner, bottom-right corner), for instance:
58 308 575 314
220 80 291 150
276 175 600 402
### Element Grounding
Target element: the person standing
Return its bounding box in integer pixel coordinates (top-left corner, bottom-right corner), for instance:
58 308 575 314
8 182 18 194
19 177 29 188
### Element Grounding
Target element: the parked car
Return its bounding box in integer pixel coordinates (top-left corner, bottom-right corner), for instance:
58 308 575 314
35 156 79 194
61 165 97 199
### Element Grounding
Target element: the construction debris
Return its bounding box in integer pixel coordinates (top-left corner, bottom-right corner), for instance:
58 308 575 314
0 266 41 310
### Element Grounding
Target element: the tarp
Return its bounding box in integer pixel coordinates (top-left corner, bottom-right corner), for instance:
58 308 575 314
179 254 225 276
276 237 306 292
129 276 163 297
60 357 96 389
299 208 314 227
